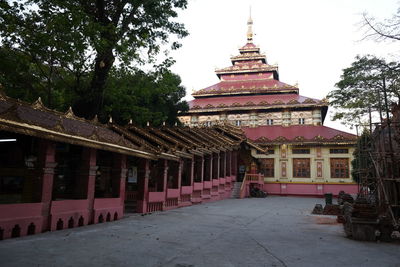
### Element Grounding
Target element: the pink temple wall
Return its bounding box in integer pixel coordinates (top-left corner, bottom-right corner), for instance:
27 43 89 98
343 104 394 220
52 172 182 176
181 185 193 195
50 199 90 231
0 203 44 239
263 183 358 197
93 198 123 224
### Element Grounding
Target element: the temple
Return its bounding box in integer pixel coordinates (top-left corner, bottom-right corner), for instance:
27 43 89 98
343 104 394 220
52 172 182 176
178 15 358 196
0 15 359 242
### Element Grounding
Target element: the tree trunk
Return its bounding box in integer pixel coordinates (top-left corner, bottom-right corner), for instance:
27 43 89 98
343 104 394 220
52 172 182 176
377 87 383 123
73 49 115 119
368 106 372 133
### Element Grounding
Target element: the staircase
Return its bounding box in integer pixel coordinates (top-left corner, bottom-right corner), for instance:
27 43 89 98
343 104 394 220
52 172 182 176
124 200 137 213
231 182 242 198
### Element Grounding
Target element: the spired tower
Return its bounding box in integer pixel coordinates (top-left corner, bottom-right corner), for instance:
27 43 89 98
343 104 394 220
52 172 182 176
179 15 358 196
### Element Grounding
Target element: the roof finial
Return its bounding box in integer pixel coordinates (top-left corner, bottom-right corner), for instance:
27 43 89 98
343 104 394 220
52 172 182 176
247 6 253 43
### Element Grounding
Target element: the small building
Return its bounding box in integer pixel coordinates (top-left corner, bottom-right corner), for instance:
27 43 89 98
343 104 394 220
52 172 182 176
179 16 358 196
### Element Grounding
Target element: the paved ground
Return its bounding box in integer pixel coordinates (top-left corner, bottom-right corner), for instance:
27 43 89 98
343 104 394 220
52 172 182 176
0 196 399 267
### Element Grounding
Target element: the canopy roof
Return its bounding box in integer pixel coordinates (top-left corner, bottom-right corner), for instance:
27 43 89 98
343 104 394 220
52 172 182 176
0 92 265 159
0 92 156 159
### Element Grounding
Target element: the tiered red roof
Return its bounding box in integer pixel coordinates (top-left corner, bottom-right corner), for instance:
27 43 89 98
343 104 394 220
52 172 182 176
189 36 327 112
185 17 355 145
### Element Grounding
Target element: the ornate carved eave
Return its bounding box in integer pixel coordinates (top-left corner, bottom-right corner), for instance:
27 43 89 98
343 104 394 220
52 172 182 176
215 66 278 76
187 102 328 114
192 87 298 97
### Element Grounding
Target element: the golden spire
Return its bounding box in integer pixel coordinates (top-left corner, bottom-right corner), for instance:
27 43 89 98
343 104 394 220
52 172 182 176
247 7 253 43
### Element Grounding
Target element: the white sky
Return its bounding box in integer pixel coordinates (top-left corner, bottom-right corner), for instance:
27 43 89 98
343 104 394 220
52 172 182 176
169 0 400 134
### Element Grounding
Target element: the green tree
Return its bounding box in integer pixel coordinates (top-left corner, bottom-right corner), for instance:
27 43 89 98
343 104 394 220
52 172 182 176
327 55 400 127
103 66 188 126
351 130 373 183
0 0 188 118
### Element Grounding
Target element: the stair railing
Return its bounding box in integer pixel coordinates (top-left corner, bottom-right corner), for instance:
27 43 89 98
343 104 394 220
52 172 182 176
239 172 247 199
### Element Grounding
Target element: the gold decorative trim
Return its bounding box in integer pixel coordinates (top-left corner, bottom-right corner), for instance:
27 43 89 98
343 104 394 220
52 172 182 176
192 87 299 97
64 106 76 119
231 102 242 107
255 136 271 143
274 136 288 142
314 135 326 141
303 98 316 104
185 103 328 113
32 97 45 110
92 115 100 125
288 99 300 104
332 134 345 140
258 101 269 106
0 90 6 100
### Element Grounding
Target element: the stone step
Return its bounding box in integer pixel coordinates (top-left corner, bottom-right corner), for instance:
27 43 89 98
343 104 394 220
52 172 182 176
231 182 242 198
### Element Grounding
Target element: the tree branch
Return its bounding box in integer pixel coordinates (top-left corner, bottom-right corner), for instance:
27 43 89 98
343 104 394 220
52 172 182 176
363 13 400 41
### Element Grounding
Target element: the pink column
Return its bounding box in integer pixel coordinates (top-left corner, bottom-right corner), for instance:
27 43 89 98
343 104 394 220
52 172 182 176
201 156 205 182
137 159 150 213
223 152 227 178
113 154 127 206
38 139 56 232
177 160 182 189
209 155 213 180
229 151 232 176
231 150 237 181
83 148 97 224
190 156 195 185
217 153 220 179
163 159 169 210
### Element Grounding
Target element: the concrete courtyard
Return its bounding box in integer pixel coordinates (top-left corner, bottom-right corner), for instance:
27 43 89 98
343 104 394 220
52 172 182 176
0 196 399 267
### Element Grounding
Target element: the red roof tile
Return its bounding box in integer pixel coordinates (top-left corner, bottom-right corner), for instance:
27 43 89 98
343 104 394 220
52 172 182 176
243 125 356 143
239 43 259 51
189 94 322 109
